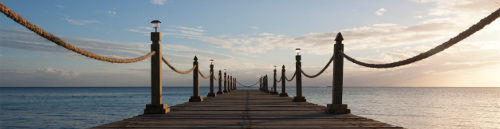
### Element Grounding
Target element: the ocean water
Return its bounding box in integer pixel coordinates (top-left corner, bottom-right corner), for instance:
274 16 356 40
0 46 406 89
0 87 498 129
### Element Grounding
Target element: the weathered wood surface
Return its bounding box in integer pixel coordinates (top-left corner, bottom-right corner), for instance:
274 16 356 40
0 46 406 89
93 90 403 129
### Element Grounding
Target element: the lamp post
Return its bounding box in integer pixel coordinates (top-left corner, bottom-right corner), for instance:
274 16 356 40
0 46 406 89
279 65 288 97
207 59 216 97
293 48 306 102
144 20 170 114
260 75 263 91
272 65 278 94
326 32 351 114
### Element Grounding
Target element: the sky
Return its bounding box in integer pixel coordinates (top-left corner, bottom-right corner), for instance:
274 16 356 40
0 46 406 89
0 0 499 87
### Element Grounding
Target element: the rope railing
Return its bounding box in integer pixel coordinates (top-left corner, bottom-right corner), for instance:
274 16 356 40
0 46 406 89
0 2 157 63
301 55 334 78
161 57 196 74
341 7 500 69
236 80 260 87
275 75 282 83
285 72 296 82
214 75 221 81
199 70 212 79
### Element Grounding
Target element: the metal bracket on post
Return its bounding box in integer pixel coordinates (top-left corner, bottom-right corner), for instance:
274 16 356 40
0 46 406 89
325 32 350 114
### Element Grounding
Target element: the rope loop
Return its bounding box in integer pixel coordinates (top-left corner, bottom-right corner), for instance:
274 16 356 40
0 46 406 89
162 57 196 74
285 72 296 82
236 80 260 87
275 75 282 83
340 7 500 68
199 70 212 79
301 55 334 78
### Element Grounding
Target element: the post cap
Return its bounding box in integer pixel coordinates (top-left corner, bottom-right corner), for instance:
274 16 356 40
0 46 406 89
194 55 198 60
282 65 285 68
335 32 344 41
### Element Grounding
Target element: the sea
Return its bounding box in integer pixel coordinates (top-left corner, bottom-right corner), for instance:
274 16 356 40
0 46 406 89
0 87 499 129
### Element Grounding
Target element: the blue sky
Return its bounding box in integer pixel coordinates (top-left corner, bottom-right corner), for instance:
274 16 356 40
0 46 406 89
1 0 499 87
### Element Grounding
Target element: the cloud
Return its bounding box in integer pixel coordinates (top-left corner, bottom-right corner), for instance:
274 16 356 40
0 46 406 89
250 27 259 29
107 11 119 17
413 15 423 18
35 68 79 79
174 26 204 32
55 4 65 8
375 8 386 16
151 0 167 5
58 13 99 25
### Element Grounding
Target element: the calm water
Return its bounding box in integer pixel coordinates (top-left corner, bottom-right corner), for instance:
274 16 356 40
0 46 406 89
0 87 499 129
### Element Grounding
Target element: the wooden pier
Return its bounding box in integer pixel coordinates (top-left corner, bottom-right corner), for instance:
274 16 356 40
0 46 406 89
93 90 403 128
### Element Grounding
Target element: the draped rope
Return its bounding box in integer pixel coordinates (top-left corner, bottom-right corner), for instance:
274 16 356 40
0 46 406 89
236 80 260 87
214 75 221 81
162 57 195 74
275 75 283 83
0 2 156 63
199 70 212 79
285 72 296 82
301 55 334 78
341 7 500 68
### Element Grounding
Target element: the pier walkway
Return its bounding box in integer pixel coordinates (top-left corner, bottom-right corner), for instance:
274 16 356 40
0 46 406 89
92 90 402 129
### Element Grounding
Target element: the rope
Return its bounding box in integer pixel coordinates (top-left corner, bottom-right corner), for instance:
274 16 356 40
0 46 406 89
199 70 212 79
341 7 500 69
0 2 156 63
285 72 296 82
161 57 195 74
236 80 260 87
214 75 221 81
275 75 282 83
301 55 334 78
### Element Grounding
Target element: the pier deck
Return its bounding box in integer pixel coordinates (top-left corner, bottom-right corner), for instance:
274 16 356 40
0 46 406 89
93 90 403 128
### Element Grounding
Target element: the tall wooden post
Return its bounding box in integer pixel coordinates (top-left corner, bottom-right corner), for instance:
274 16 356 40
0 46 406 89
279 65 288 97
223 71 228 93
228 76 232 92
260 77 263 91
326 32 351 114
189 56 203 102
144 32 170 114
207 64 216 97
217 70 224 94
293 54 306 102
234 78 237 90
272 68 278 94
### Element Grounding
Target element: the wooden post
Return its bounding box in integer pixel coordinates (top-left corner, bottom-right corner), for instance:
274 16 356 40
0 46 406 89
217 70 224 94
293 54 306 102
272 68 278 94
207 64 216 97
223 71 228 93
279 65 288 97
260 77 263 91
229 76 232 92
144 32 170 114
234 78 237 90
325 32 351 114
189 56 203 102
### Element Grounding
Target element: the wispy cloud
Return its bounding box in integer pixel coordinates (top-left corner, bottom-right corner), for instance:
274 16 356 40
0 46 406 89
55 4 65 8
174 26 204 32
58 13 99 25
250 27 259 29
375 8 386 16
151 0 167 5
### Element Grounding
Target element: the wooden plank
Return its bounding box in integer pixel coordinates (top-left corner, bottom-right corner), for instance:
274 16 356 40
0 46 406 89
92 90 403 129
